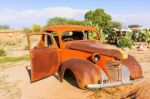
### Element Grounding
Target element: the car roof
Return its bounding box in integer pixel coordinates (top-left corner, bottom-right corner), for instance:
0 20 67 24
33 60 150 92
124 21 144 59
45 25 98 33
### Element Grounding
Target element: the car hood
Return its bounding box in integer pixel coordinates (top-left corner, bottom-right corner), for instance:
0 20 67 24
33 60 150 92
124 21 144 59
66 40 128 60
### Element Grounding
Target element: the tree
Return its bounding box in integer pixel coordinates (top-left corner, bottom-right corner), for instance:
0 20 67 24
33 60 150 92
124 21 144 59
109 21 122 29
103 24 116 44
85 9 112 29
128 24 141 28
47 17 84 26
32 24 41 32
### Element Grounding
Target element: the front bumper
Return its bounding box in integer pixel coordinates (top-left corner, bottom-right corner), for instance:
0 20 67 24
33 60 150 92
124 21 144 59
86 80 139 89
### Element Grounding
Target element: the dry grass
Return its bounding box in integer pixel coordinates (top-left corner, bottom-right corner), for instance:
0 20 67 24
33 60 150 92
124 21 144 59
0 29 23 33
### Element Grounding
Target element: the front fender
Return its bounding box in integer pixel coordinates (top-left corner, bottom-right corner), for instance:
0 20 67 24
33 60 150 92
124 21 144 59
59 58 101 89
121 55 143 79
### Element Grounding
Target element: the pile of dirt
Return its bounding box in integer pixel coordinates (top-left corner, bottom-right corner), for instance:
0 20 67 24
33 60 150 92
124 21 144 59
88 80 150 99
119 80 150 99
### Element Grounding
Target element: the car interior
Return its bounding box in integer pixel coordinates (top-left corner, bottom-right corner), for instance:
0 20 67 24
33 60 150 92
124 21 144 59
45 31 98 48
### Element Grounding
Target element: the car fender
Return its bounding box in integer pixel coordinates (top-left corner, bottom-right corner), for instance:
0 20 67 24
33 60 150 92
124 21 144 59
121 55 143 79
59 58 101 89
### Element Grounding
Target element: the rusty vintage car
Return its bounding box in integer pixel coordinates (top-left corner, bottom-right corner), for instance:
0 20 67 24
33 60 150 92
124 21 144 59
27 25 143 89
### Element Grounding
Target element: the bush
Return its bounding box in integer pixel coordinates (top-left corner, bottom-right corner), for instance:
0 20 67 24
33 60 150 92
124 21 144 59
132 32 146 42
0 49 6 57
126 31 132 39
145 32 150 42
3 39 17 46
117 37 132 49
23 27 32 35
32 24 41 32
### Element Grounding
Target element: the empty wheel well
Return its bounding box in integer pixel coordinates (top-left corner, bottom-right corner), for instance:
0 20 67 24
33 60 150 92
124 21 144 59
63 68 78 87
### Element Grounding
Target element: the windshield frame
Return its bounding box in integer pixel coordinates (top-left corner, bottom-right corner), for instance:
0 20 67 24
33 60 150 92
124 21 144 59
61 30 100 43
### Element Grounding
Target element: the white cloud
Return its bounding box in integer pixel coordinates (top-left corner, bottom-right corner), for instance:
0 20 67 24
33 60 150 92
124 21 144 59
112 13 150 27
0 7 87 28
1 7 150 28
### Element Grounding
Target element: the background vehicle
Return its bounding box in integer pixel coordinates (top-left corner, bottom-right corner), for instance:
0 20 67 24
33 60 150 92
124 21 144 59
27 25 143 89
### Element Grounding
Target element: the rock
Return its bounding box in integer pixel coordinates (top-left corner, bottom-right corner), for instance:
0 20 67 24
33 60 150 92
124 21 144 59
138 45 147 51
132 45 137 51
123 47 130 51
8 33 12 37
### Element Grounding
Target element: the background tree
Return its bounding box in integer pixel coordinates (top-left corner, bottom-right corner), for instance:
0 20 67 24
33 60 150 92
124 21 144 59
0 25 10 29
47 17 84 26
109 21 122 29
128 24 141 28
103 24 116 44
85 9 112 29
32 24 41 32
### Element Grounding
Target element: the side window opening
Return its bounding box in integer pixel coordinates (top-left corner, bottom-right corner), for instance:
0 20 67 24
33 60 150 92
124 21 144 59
46 31 60 48
54 36 60 48
43 34 53 47
47 35 53 46
85 31 99 40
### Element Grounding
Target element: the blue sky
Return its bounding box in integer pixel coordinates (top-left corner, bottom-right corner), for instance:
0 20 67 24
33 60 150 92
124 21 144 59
0 0 150 28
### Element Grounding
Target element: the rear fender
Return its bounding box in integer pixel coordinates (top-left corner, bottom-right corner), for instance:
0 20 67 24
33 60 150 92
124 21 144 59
59 58 101 89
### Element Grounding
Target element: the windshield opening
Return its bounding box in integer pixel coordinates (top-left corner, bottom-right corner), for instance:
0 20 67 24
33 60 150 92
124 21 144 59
62 30 99 42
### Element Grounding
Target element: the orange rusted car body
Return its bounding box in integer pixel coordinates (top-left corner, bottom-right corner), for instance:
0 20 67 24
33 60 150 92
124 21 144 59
27 25 143 89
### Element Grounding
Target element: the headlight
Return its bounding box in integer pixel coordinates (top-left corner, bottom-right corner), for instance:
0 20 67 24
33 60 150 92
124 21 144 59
91 53 101 63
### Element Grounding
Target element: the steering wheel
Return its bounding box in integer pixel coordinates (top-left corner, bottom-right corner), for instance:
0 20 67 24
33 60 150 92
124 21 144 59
63 38 74 42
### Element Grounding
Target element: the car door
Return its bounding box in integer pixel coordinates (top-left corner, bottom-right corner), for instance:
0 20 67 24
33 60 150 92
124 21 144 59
27 33 60 82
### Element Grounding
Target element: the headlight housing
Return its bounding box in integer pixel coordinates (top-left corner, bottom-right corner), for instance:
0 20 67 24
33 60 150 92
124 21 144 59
91 53 101 63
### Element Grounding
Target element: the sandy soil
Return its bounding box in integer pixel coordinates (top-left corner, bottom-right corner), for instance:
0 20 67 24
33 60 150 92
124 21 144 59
0 50 150 99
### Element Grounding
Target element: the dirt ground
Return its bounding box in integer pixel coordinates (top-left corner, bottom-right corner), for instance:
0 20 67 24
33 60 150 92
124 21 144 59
0 50 149 99
0 33 150 99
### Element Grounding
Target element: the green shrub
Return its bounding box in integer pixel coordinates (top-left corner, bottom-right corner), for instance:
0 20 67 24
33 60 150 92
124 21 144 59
132 32 146 42
126 31 132 38
118 37 132 49
145 32 150 42
32 24 41 32
0 54 29 63
100 33 107 42
0 49 6 57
